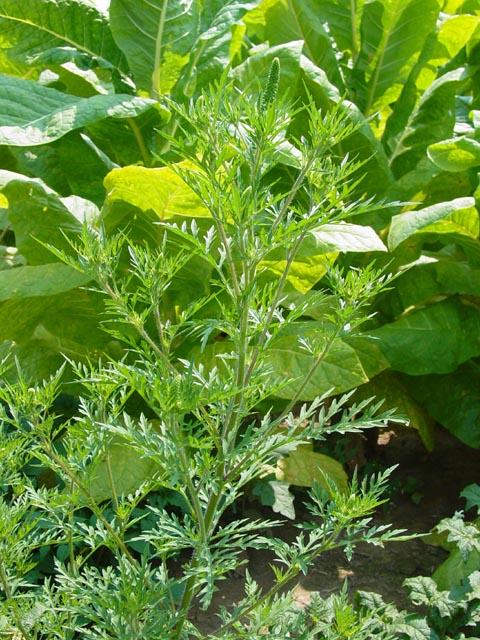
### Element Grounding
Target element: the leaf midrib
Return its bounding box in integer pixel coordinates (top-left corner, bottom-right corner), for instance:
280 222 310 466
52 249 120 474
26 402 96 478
0 12 112 64
152 0 170 98
364 0 404 114
287 0 315 64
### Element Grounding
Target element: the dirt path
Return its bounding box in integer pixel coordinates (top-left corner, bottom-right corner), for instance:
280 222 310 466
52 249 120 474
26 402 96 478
194 427 480 632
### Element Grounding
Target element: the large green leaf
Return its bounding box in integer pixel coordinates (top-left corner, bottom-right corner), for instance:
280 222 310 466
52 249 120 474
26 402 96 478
406 362 480 449
9 132 111 205
232 39 305 98
258 248 337 294
104 164 210 220
109 0 201 96
0 75 154 146
103 164 214 306
354 0 440 114
244 0 343 87
383 257 480 317
427 137 480 173
276 444 349 492
354 371 435 449
368 298 480 375
0 0 124 69
386 67 469 178
85 437 160 503
382 10 478 173
0 171 83 264
0 288 111 380
388 197 477 250
0 263 90 301
433 546 480 591
267 321 388 399
314 0 365 57
310 223 387 253
192 0 261 92
259 223 386 293
418 13 480 90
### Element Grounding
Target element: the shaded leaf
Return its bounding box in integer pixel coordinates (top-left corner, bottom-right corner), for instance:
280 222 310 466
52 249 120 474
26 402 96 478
381 256 480 317
85 437 160 503
367 298 480 375
276 445 349 493
0 263 90 301
405 362 480 448
461 485 480 513
354 371 435 450
193 0 261 92
0 171 82 264
265 480 295 520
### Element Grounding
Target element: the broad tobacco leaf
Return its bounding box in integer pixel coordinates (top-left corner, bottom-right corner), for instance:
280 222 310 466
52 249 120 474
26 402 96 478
353 371 435 450
367 298 480 376
104 164 210 220
0 289 113 382
103 164 213 306
258 248 337 294
386 67 469 180
405 362 480 449
85 436 161 503
383 8 477 166
109 0 201 95
427 137 480 173
192 0 261 93
352 0 440 115
0 75 154 146
276 444 349 493
9 133 111 205
310 223 387 253
266 321 387 400
388 197 477 250
233 41 394 196
0 171 83 264
259 223 386 293
418 13 480 90
0 263 90 301
244 0 343 88
0 0 125 71
382 257 480 318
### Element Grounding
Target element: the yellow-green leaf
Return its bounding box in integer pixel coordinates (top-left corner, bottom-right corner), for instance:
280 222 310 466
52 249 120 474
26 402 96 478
276 445 348 493
104 164 210 220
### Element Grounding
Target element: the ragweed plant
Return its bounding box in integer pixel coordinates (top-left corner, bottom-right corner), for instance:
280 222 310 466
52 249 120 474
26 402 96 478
0 70 408 639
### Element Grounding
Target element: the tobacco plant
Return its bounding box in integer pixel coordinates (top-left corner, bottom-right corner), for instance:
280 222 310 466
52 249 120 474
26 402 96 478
0 73 408 638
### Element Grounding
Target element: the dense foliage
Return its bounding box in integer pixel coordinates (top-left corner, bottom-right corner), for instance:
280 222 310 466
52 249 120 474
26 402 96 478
1 0 480 449
0 0 480 637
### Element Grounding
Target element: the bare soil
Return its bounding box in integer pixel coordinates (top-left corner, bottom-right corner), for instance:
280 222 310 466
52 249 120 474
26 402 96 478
194 426 480 633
